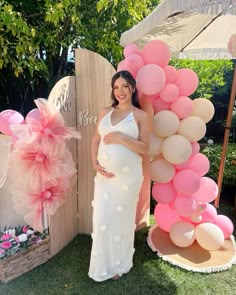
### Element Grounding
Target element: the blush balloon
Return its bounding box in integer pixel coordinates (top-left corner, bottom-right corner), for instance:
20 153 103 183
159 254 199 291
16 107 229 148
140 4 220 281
163 65 177 83
187 153 210 176
170 221 196 247
152 97 170 113
136 64 166 95
214 215 234 239
173 169 201 195
177 116 206 142
174 194 198 217
193 177 218 203
201 203 217 223
25 108 41 123
175 69 199 96
0 110 24 136
151 158 176 183
153 110 180 137
170 96 193 119
142 40 170 68
152 181 177 204
123 43 141 57
196 223 224 250
192 98 215 123
159 83 179 102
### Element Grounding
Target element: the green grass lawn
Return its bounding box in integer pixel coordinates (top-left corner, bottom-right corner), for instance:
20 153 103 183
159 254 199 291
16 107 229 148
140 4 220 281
0 204 235 295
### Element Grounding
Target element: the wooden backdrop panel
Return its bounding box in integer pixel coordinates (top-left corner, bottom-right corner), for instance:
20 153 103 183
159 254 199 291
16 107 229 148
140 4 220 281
75 49 116 234
48 76 78 256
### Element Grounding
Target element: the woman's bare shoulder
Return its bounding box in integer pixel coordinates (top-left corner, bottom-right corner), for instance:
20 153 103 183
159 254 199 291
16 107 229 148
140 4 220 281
98 106 113 119
132 107 149 120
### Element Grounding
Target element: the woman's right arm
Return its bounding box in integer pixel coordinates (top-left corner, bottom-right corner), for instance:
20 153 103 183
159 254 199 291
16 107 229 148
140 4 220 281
91 108 114 178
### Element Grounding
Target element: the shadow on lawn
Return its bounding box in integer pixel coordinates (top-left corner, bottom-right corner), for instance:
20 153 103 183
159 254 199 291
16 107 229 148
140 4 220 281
0 228 177 295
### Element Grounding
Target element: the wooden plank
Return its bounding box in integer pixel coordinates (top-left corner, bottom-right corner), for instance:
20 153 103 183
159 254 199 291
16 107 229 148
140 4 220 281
75 49 116 233
48 76 78 256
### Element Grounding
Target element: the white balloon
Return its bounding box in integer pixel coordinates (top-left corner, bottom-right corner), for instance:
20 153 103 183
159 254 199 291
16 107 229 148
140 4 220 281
148 133 163 156
195 223 224 251
192 98 215 123
153 110 180 137
177 116 206 142
170 221 196 247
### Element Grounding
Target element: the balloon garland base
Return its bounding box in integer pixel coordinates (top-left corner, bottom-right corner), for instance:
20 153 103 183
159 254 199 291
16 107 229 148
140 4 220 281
147 225 236 273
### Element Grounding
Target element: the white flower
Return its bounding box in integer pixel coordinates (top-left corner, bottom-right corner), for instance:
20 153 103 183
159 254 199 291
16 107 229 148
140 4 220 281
18 234 28 242
26 230 34 235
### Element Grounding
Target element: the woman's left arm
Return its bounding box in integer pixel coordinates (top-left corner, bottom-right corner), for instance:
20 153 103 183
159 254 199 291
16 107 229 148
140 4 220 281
103 111 151 155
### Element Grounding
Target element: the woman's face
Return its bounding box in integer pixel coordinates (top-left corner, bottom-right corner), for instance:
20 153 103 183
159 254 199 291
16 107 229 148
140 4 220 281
113 77 133 105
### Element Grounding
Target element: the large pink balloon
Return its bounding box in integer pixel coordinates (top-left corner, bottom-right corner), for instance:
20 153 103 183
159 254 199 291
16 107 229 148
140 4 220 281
170 96 193 119
191 142 200 156
174 194 198 217
152 97 170 113
117 59 137 78
214 215 234 239
160 83 179 102
123 43 141 57
152 181 177 204
25 108 41 123
187 153 210 176
125 54 144 77
142 40 170 67
0 110 24 136
163 65 177 83
193 177 218 203
175 69 199 96
154 203 182 232
173 169 200 195
136 64 166 95
200 203 217 223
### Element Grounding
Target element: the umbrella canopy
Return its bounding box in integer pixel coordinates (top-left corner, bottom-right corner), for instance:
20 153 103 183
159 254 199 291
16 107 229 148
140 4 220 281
120 0 236 60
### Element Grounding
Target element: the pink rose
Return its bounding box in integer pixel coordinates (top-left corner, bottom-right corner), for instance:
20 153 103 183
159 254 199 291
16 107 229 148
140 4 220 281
1 234 11 241
23 226 29 233
1 241 12 249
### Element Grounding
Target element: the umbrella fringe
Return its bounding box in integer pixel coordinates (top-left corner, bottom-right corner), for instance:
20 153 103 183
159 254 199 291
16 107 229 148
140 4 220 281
176 49 236 60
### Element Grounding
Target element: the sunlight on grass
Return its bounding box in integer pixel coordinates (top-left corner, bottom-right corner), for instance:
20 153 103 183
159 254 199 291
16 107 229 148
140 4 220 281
0 205 235 295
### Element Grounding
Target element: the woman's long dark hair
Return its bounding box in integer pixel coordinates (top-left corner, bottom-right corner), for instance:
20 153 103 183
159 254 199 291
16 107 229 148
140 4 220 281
111 70 141 109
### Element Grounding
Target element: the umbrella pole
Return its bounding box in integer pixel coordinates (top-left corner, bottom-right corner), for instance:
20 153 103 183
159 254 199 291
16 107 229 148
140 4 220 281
214 63 236 207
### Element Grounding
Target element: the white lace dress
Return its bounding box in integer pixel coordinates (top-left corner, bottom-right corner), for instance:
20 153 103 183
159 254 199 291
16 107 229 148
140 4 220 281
88 109 143 282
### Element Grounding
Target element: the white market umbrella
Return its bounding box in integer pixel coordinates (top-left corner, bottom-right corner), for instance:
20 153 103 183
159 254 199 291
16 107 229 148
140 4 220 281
120 0 236 206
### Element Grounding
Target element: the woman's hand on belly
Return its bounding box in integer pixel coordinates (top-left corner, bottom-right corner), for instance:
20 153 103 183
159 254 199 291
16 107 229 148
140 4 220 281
103 132 122 145
95 163 115 178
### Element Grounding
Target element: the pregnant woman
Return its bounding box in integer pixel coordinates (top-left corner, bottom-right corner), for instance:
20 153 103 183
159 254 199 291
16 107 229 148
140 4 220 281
89 70 150 282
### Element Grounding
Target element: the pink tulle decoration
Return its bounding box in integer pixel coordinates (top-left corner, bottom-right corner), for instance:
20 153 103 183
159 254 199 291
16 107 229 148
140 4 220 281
12 98 81 146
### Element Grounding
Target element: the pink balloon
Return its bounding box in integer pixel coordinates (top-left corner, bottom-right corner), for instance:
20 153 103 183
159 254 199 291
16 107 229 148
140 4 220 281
214 215 234 239
193 177 218 203
152 181 177 204
200 204 217 223
154 203 182 232
163 65 177 83
175 69 199 96
174 194 198 217
152 97 170 113
117 59 137 78
187 153 210 176
160 83 179 102
173 169 201 195
191 142 200 156
136 64 166 96
123 43 141 57
25 108 41 123
170 96 193 119
0 109 24 136
175 156 192 170
125 54 144 77
142 40 170 67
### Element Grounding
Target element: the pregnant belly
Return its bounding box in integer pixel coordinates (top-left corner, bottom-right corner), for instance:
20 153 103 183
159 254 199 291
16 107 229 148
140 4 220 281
97 143 140 174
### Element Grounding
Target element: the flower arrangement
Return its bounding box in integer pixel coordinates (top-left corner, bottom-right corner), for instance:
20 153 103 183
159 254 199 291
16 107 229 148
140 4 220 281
0 225 47 259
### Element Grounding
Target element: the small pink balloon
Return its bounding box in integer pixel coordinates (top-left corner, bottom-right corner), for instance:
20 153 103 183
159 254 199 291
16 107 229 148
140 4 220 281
175 69 199 96
187 153 210 176
163 65 177 83
152 181 177 204
170 96 193 119
123 43 141 57
175 156 192 170
160 83 179 102
25 108 41 123
173 169 201 195
214 215 234 239
125 54 144 78
191 142 200 156
0 109 24 136
174 194 198 217
152 97 170 113
201 203 217 223
117 59 137 78
193 177 218 203
142 40 170 67
154 203 182 232
136 64 166 96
